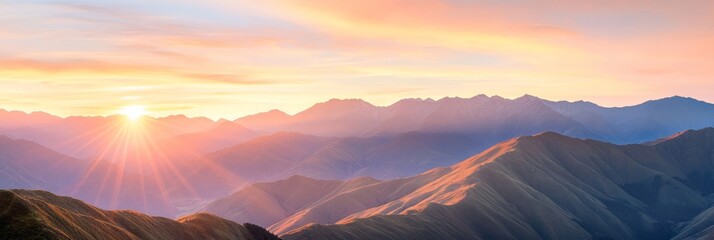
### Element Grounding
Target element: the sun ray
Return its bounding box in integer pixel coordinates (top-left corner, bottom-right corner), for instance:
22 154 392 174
71 119 126 194
65 106 253 214
120 105 146 121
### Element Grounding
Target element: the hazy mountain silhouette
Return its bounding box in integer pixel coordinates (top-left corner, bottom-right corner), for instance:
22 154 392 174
543 96 714 143
188 131 485 198
2 94 714 225
235 95 714 145
201 175 380 230
254 128 714 239
0 189 280 240
235 109 290 133
0 135 182 216
0 135 82 191
0 111 216 159
163 120 259 155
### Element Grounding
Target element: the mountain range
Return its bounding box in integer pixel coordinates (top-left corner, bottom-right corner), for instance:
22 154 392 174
202 128 714 240
2 94 714 239
236 95 714 144
5 95 713 162
2 95 714 211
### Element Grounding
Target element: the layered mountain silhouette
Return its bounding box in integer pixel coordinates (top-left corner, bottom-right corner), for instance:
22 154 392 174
201 128 714 239
4 95 713 163
201 175 380 232
236 95 714 144
0 135 185 216
2 94 714 227
0 110 216 159
0 135 82 191
192 95 714 197
163 120 259 155
188 131 484 198
0 189 280 240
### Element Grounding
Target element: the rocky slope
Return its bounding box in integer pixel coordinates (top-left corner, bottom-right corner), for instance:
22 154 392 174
279 128 714 240
0 189 280 240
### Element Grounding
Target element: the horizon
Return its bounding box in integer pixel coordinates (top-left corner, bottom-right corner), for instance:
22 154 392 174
4 1 714 239
2 1 714 119
0 93 706 120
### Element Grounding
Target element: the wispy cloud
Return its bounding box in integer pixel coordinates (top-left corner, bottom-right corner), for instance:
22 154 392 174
0 0 713 117
180 74 274 85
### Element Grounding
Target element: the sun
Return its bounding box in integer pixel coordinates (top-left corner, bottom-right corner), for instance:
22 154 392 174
120 105 146 121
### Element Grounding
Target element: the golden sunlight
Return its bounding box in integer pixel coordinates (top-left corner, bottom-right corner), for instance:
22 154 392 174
120 105 147 121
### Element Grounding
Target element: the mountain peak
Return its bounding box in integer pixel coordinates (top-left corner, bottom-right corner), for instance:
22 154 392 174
469 94 489 99
527 131 580 142
160 114 190 120
299 98 378 117
322 98 374 106
515 94 542 102
265 109 289 116
212 120 249 131
650 127 714 145
644 95 708 106
437 96 467 101
396 97 435 103
668 95 696 101
235 109 290 128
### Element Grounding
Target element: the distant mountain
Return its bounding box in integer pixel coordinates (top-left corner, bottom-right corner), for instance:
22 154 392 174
234 99 383 136
0 135 182 216
543 96 714 143
189 131 485 197
235 109 290 133
186 132 334 197
0 189 280 240
201 175 380 231
276 128 714 240
3 94 714 223
0 135 81 191
0 110 217 159
235 95 714 145
163 120 259 155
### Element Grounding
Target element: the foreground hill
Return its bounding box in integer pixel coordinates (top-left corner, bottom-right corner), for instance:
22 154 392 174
276 128 714 240
0 189 280 240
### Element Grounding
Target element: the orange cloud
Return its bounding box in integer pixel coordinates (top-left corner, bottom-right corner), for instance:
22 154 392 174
0 58 276 86
0 58 161 74
180 73 274 85
2 1 714 118
266 0 581 59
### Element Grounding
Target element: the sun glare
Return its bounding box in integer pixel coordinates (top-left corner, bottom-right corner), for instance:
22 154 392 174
120 105 146 121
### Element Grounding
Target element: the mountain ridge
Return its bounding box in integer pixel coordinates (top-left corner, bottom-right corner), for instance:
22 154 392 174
0 189 281 240
273 128 714 239
232 94 714 146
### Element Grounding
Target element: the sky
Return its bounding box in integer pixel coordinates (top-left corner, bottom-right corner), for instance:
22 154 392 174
1 0 713 119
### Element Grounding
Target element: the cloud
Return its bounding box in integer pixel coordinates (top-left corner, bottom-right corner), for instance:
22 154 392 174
0 58 276 86
180 74 274 85
265 0 581 57
0 58 161 74
2 0 714 117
